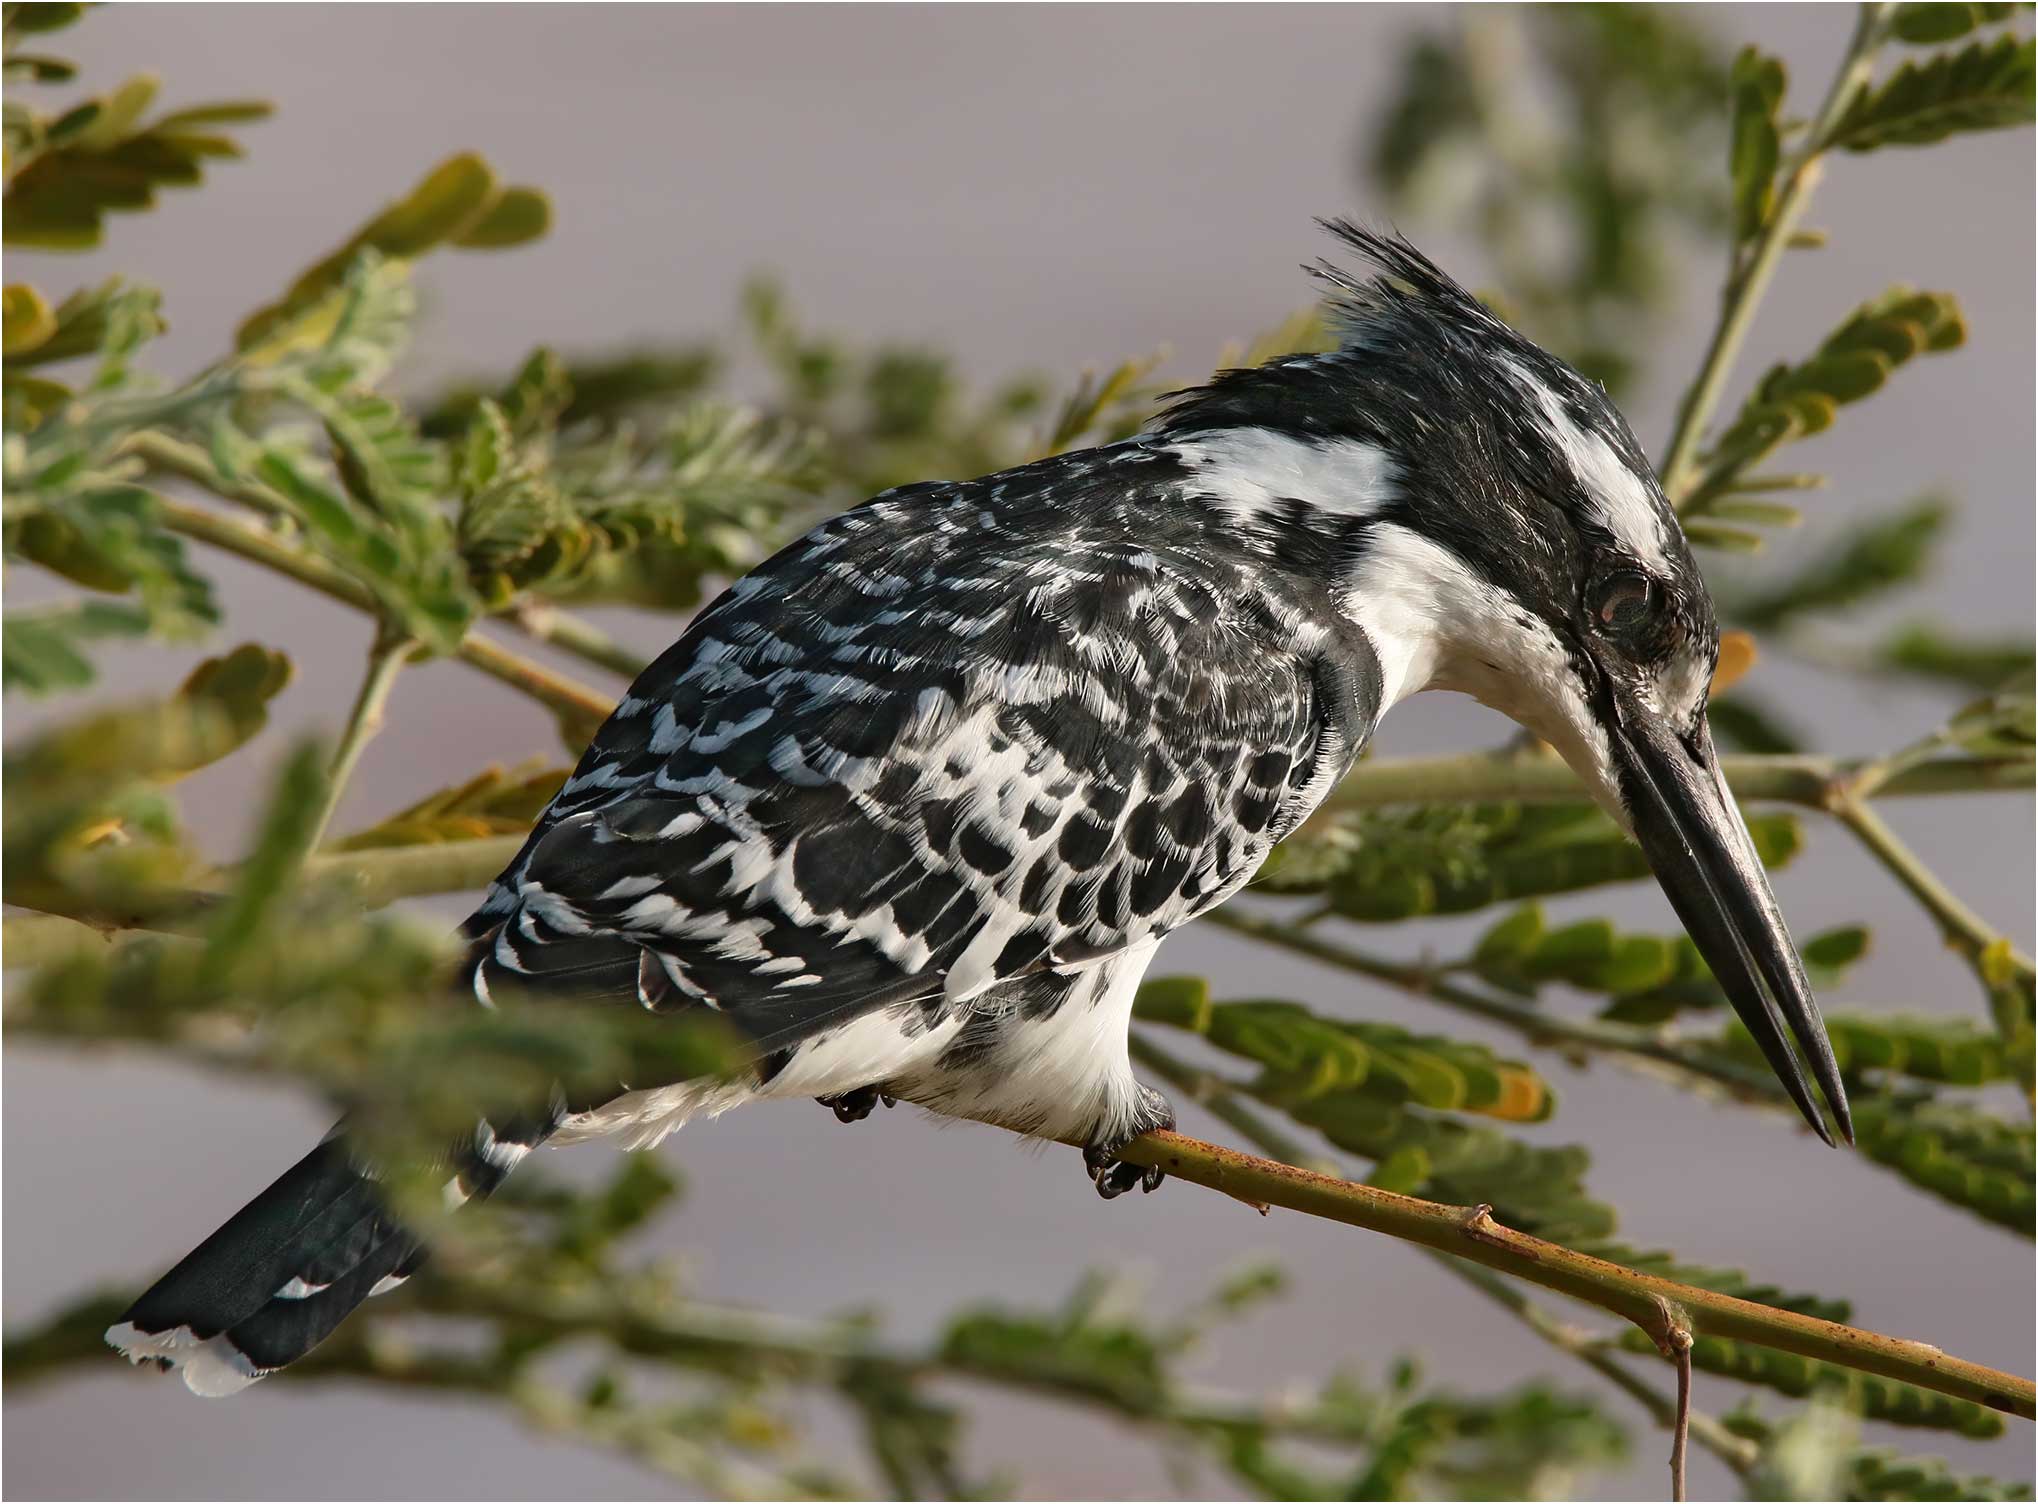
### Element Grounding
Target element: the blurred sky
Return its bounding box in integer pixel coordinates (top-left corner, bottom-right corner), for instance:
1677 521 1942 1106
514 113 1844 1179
5 5 2033 1500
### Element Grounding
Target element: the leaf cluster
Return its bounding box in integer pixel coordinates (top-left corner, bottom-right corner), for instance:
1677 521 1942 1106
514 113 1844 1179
3 4 272 250
1257 798 1802 921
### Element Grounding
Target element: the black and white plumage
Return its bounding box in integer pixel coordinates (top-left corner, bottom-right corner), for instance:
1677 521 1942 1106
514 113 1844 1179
110 224 1851 1395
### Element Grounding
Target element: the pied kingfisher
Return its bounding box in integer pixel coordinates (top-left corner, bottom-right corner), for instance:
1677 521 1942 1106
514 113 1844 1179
111 223 1849 1396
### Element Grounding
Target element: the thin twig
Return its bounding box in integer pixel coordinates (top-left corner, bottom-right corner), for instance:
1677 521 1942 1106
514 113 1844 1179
1828 794 2037 1088
152 496 618 730
508 602 653 681
121 430 293 519
1659 3 1893 502
454 629 614 737
308 630 415 851
1326 748 2028 812
1669 1317 1695 1503
1828 795 2035 985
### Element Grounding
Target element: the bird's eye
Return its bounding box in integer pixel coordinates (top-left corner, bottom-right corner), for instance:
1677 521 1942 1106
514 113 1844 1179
1592 573 1656 639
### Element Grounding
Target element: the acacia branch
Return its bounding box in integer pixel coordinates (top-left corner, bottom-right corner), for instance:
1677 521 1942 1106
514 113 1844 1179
1130 1035 1759 1481
1099 1127 2032 1421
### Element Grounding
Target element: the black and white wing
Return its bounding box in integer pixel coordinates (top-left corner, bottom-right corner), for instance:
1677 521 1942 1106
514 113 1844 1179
462 457 1379 1060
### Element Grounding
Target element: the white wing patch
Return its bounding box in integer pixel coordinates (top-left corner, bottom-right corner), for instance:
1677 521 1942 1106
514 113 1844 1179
1167 429 1400 525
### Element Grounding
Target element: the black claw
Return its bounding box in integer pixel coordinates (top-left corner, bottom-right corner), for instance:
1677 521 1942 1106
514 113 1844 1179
821 1086 883 1123
1093 1159 1145 1199
1081 1085 1175 1201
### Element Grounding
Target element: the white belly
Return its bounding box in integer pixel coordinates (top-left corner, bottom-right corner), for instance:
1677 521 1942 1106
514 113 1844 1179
550 944 1157 1151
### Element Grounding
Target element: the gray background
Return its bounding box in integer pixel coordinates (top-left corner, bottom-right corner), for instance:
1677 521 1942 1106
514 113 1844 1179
5 5 2032 1500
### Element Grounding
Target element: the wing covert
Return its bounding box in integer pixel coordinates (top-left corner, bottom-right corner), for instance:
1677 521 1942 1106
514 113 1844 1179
465 453 1382 1053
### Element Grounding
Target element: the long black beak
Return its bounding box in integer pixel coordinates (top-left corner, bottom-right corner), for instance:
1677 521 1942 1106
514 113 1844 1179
1611 707 1853 1145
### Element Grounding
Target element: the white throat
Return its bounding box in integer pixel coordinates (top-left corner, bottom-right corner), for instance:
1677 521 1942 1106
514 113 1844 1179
1337 522 1626 821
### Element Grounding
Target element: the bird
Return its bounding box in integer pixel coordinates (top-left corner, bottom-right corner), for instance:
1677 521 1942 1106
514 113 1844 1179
108 222 1851 1397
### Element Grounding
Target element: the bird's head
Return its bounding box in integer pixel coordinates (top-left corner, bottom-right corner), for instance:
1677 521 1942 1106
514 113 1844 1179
1161 221 1850 1144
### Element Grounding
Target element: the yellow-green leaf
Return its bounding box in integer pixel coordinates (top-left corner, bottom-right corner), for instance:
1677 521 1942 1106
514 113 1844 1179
2 284 57 355
452 186 552 248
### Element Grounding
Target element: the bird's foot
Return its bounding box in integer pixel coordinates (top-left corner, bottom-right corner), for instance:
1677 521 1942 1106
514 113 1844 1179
819 1086 896 1123
1082 1085 1175 1200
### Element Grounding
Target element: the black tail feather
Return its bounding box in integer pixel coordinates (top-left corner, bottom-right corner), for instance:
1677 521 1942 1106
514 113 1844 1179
107 1117 546 1396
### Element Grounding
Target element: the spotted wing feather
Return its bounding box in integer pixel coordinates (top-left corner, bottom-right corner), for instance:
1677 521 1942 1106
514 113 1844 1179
464 447 1378 1061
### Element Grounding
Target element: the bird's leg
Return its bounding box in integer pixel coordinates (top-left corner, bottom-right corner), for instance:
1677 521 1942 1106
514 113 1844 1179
1082 1084 1175 1199
818 1086 896 1123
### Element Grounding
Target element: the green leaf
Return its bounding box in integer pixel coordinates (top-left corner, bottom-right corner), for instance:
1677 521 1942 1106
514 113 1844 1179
333 760 569 850
1146 991 1556 1123
2 71 266 251
1685 522 1768 552
1131 975 1212 1032
199 739 327 981
1878 622 2037 692
1732 499 1949 630
174 643 293 759
1729 48 1788 243
1472 903 1545 970
5 485 217 640
1296 1094 1608 1241
1609 1269 2003 1438
1891 3 2020 46
1708 497 1804 528
4 278 164 368
1829 34 2035 150
3 699 238 918
148 99 274 129
1841 1442 2037 1500
236 153 548 348
1264 800 1803 921
450 185 552 248
1041 353 1164 455
1698 293 1965 510
3 283 57 355
1708 693 1806 754
7 3 87 37
1946 685 2036 759
69 71 158 151
1801 924 1871 975
1855 1094 2031 1233
1599 922 1868 1025
1 600 150 694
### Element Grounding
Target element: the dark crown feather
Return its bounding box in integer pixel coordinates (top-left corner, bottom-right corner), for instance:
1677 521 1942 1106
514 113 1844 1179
1307 219 1511 352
